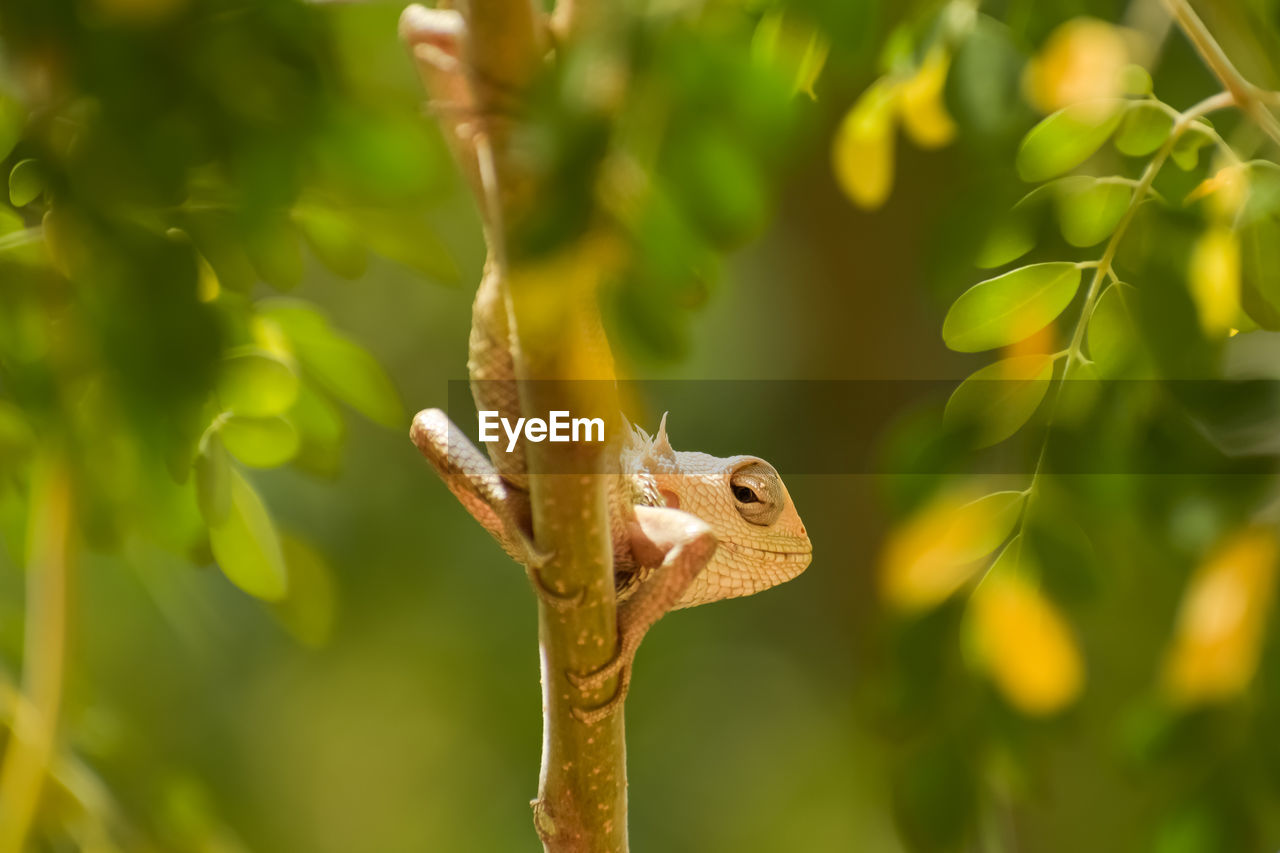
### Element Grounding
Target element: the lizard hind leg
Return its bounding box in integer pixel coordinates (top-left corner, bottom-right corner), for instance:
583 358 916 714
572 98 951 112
410 409 580 607
570 506 717 723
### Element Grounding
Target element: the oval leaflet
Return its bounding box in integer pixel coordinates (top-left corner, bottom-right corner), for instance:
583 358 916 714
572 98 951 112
943 262 1082 353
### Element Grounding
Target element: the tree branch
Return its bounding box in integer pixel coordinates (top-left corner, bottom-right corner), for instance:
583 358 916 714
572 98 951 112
403 2 631 848
508 245 628 853
1165 0 1280 150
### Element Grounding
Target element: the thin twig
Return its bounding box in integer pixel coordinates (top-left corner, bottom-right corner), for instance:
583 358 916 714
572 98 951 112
1164 0 1280 150
1012 92 1222 545
0 452 74 853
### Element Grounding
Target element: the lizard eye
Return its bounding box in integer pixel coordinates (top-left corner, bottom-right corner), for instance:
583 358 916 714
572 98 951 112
730 461 785 526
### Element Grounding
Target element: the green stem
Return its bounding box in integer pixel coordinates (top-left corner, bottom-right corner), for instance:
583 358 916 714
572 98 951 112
1018 91 1230 528
415 0 631 846
1165 0 1280 150
0 451 74 853
507 263 628 853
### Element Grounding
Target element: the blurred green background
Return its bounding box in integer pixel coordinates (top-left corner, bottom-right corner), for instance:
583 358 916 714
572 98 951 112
3 0 1280 850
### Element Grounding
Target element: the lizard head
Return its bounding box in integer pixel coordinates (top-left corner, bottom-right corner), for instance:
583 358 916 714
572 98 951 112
630 414 812 609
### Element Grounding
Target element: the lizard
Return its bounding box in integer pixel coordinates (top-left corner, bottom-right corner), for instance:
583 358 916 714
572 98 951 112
400 4 812 724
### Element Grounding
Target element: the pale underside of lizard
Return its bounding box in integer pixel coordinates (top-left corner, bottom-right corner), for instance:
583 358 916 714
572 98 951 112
401 5 812 723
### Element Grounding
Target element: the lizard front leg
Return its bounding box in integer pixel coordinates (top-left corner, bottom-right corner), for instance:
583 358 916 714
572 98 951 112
569 506 718 723
410 409 580 606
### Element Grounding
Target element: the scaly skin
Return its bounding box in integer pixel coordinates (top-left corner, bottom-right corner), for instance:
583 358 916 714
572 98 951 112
409 296 812 722
403 5 812 723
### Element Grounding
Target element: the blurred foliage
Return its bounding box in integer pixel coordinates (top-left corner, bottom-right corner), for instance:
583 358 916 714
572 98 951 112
3 0 1280 851
861 3 1280 851
0 0 458 846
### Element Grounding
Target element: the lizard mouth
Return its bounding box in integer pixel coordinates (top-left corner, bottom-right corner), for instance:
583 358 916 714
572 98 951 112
718 540 813 563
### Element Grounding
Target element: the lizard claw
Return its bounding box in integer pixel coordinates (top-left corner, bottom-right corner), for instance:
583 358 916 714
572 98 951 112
527 566 585 611
519 535 553 571
570 666 630 725
566 649 626 692
512 536 583 610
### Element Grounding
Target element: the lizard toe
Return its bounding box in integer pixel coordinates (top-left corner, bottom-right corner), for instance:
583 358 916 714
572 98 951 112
566 653 625 692
570 667 629 724
527 566 584 611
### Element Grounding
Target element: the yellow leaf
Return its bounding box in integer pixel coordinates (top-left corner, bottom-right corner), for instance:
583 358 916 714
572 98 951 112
1023 18 1131 114
899 48 957 150
970 569 1084 715
1186 165 1248 220
832 79 898 210
1189 226 1241 337
1163 526 1279 705
880 488 1024 610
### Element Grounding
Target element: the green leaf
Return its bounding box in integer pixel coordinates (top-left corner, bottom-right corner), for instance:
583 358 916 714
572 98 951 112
216 348 300 417
985 534 1024 581
667 127 768 248
750 9 830 100
0 96 24 162
8 159 42 207
1171 123 1213 171
290 383 346 478
1088 282 1142 375
881 487 1027 612
1239 163 1280 329
1017 101 1125 183
1239 161 1280 227
246 216 304 291
1240 218 1280 330
1055 177 1130 248
208 469 288 601
219 416 300 468
947 15 1027 139
270 536 339 647
976 216 1036 269
184 211 257 295
294 206 368 280
261 301 403 428
1115 102 1172 157
1119 65 1153 97
943 262 1082 352
976 185 1055 269
352 208 458 282
955 491 1026 564
193 434 231 525
792 28 829 100
945 354 1054 446
0 401 35 464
